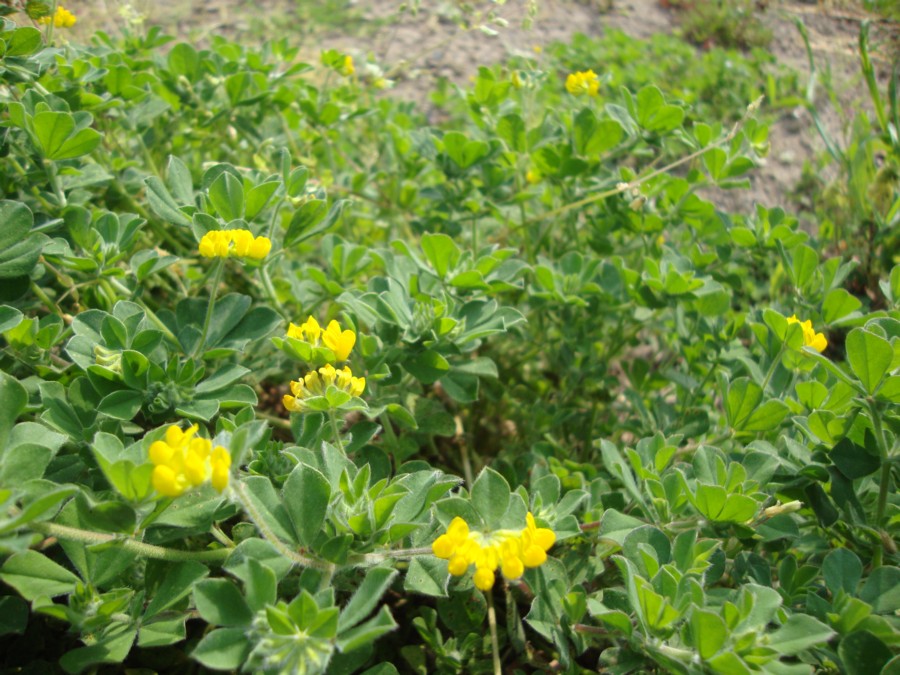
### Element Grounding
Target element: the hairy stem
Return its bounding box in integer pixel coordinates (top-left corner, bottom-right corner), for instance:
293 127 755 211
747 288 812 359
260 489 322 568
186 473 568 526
29 520 229 563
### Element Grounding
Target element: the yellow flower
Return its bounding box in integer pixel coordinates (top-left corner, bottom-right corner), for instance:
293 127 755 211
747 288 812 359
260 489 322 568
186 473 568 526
286 316 357 362
198 229 271 261
39 5 77 27
283 364 366 413
149 425 231 497
786 315 827 352
432 513 555 591
322 320 356 361
565 70 599 97
339 55 355 77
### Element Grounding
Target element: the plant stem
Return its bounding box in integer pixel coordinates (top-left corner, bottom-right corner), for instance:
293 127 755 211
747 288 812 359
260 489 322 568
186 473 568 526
29 520 230 563
329 409 346 453
760 343 786 395
486 590 502 675
352 546 434 565
866 398 891 544
194 258 224 359
231 479 332 571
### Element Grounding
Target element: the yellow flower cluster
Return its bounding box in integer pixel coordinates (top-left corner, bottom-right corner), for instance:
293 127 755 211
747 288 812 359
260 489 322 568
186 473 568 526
198 229 272 261
565 69 599 96
339 55 355 76
149 425 231 497
287 316 356 361
39 5 77 27
787 315 827 352
432 513 556 591
283 364 366 412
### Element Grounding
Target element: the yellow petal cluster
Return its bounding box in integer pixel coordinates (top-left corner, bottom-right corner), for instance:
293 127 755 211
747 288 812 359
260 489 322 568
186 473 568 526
198 229 272 261
286 316 357 361
432 513 556 591
149 425 231 497
565 70 599 96
283 364 366 412
39 5 77 27
787 315 827 352
339 55 355 76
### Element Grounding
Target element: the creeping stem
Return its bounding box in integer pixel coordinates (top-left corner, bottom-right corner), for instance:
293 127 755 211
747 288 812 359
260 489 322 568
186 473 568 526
193 258 225 359
29 520 230 563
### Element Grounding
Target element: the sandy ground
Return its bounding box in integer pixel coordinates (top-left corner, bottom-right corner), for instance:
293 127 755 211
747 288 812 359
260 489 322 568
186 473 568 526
70 0 898 216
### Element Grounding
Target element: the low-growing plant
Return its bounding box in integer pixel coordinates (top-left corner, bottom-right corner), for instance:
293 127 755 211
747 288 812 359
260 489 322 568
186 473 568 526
0 3 898 674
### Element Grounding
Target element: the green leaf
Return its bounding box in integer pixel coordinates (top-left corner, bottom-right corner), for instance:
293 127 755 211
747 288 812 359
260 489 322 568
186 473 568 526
838 631 893 675
243 558 277 613
742 399 790 432
599 509 646 546
284 199 347 246
442 131 489 169
0 305 24 333
790 244 818 289
208 171 244 221
245 181 279 220
470 467 511 528
690 608 727 659
191 627 251 670
0 443 51 483
497 113 527 152
193 579 254 626
859 566 900 613
97 390 143 421
405 349 450 385
0 371 27 451
766 614 834 655
846 328 893 394
166 155 194 204
336 605 397 653
5 27 42 56
830 437 880 479
0 550 80 599
421 233 460 278
636 85 684 132
283 463 331 549
823 288 862 325
143 561 209 619
145 176 192 226
167 42 200 81
725 378 761 430
338 567 399 631
823 547 862 596
403 557 449 597
138 616 186 648
60 626 137 675
0 201 42 279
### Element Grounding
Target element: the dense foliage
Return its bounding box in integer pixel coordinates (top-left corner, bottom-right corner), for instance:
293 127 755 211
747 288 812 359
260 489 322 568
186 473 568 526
0 4 898 674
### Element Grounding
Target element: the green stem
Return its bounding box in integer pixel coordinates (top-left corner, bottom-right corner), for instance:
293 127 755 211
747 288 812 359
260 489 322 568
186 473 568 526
44 159 66 208
760 343 787 395
137 497 174 530
231 480 332 571
352 546 433 565
486 590 502 675
255 410 291 431
30 520 229 563
194 259 224 359
329 409 346 453
868 399 893 558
